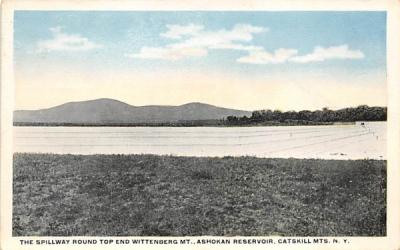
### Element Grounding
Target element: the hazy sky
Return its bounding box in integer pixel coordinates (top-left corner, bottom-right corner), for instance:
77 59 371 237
14 11 386 111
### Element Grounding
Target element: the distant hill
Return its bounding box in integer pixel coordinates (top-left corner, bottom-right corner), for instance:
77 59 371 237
14 98 252 124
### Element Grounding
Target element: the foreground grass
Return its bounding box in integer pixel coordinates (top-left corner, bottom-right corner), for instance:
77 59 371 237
13 153 386 236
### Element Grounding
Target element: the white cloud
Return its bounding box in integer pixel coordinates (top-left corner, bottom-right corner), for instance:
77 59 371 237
37 26 102 52
237 45 365 65
129 24 365 65
237 48 298 64
160 23 204 39
170 24 266 50
289 45 365 63
127 46 208 61
128 23 267 60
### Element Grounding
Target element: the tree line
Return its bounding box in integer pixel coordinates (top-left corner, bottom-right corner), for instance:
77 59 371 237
225 105 387 126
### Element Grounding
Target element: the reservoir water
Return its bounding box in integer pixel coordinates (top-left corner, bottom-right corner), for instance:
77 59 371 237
13 122 386 160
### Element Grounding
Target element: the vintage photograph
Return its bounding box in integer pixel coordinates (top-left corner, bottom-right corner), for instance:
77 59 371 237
12 11 387 237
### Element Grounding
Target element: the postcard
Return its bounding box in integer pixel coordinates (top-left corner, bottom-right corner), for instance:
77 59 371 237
1 0 400 249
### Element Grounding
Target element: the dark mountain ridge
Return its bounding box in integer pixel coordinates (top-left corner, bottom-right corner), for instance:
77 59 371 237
14 98 252 124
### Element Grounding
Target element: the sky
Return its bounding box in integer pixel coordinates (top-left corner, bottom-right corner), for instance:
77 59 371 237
14 11 386 111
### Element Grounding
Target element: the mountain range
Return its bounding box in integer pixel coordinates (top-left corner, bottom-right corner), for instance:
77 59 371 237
14 98 252 124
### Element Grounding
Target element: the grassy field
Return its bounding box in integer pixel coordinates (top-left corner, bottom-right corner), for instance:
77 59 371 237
13 153 386 236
